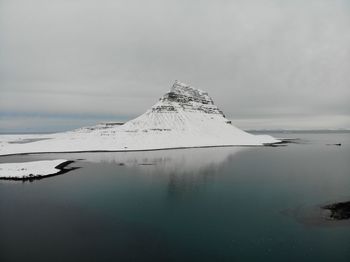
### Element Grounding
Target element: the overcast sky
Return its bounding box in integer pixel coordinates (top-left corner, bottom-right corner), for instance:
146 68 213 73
1 0 349 132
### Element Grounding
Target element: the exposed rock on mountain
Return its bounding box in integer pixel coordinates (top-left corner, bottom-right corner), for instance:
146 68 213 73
153 81 224 115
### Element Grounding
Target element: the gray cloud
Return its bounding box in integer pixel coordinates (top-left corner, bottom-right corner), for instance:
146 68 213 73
1 0 350 132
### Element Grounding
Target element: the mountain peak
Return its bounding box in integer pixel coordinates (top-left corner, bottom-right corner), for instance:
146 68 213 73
150 81 222 115
173 80 189 88
170 81 210 101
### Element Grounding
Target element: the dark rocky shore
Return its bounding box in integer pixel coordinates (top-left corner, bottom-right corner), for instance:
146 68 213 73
282 201 350 227
322 201 350 220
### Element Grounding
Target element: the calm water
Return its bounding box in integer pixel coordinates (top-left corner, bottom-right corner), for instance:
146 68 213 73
1 132 350 262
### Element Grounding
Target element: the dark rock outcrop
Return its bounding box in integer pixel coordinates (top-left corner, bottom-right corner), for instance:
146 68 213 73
152 81 224 115
323 201 350 220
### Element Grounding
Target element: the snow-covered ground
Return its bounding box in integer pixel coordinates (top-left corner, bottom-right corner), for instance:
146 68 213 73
0 159 70 180
0 81 280 156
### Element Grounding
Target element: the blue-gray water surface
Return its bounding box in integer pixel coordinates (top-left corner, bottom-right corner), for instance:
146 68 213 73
1 132 350 262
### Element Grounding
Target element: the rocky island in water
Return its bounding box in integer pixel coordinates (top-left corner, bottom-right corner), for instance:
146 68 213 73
0 81 280 179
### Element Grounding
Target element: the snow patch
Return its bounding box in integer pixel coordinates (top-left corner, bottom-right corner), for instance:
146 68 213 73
0 159 71 180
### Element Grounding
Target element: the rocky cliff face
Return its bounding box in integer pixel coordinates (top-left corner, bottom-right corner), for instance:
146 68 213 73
151 81 224 115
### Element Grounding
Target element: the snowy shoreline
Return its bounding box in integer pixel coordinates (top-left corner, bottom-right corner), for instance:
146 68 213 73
0 159 75 180
0 142 283 157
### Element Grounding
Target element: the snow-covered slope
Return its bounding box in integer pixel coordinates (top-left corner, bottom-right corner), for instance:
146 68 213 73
0 81 279 156
0 159 69 179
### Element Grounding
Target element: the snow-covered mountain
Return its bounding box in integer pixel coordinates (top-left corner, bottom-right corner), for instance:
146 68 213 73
0 81 279 156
